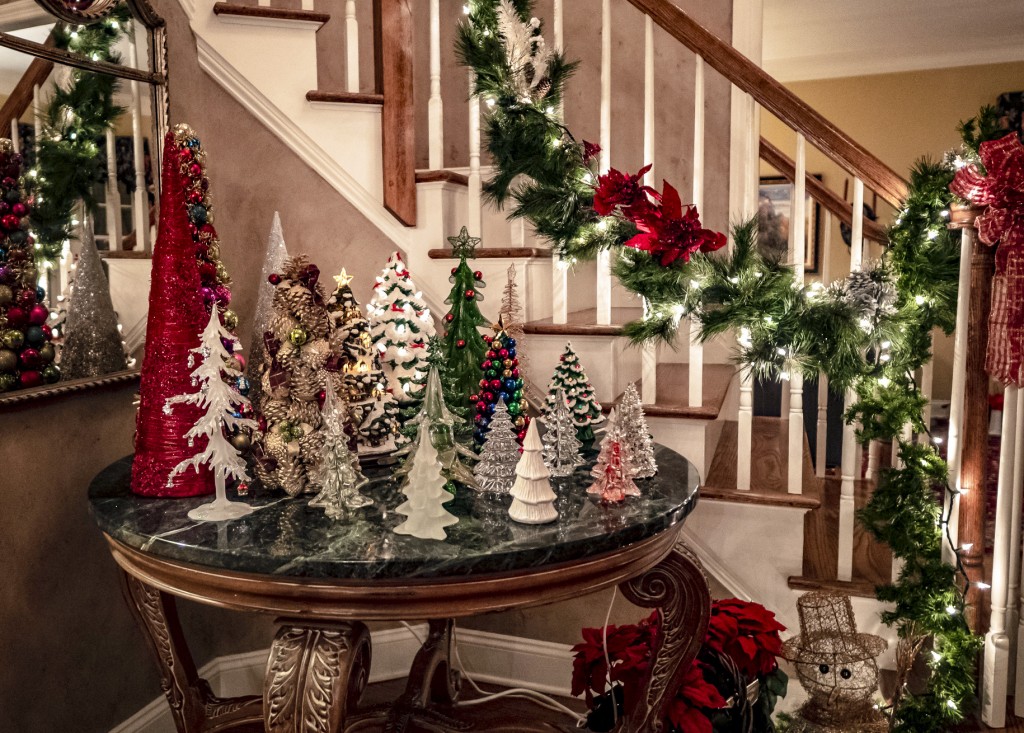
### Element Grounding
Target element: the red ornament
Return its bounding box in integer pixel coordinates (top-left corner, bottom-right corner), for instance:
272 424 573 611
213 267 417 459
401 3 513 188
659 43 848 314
464 289 476 299
476 401 487 411
19 347 40 369
1 214 19 231
188 190 204 204
489 379 502 389
178 148 193 163
189 163 203 178
41 324 51 338
198 261 218 281
316 389 327 407
456 339 467 348
28 304 48 325
17 288 36 307
444 313 454 323
450 267 457 275
18 370 41 388
5 306 26 327
479 379 489 389
483 391 494 402
517 430 527 442
268 273 281 285
498 348 509 358
511 368 520 378
11 202 27 217
473 270 483 280
470 393 480 402
486 350 497 359
482 360 493 370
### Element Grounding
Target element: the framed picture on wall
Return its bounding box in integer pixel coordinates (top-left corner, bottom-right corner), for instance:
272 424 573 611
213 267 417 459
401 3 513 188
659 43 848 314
757 175 822 274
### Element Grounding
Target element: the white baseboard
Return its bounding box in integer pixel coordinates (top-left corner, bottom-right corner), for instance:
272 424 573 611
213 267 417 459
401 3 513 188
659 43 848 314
111 625 574 733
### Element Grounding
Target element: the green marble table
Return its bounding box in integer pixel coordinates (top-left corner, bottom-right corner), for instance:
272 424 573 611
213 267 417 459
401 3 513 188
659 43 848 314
89 445 710 733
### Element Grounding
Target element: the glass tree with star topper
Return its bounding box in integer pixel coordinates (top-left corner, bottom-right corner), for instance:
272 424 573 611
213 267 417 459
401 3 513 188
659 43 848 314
617 382 657 478
588 408 641 504
541 387 583 477
366 251 435 407
545 342 604 445
473 397 520 493
327 267 397 453
440 227 488 408
165 304 258 521
309 380 373 520
473 315 529 446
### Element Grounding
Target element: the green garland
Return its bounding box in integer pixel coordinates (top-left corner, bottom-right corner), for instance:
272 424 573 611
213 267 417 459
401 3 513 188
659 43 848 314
29 7 130 262
458 0 991 728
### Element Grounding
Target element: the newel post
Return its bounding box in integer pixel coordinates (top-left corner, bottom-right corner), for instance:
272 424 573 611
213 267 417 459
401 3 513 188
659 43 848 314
950 203 994 631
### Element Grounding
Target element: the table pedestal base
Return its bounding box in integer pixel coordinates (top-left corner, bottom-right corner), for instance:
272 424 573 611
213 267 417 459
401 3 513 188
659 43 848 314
122 547 709 733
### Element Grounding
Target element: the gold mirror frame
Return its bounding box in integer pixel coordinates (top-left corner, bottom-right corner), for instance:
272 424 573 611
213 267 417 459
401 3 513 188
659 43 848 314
0 0 168 408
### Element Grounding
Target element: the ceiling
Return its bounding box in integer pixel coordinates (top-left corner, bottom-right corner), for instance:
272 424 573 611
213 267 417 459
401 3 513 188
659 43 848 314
763 0 1024 82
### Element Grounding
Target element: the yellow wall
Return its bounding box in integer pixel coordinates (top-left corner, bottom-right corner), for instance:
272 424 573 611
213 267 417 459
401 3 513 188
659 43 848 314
763 61 1024 399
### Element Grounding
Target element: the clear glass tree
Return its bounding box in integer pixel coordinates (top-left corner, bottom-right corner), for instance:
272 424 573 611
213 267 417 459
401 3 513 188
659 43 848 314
540 387 583 477
617 382 657 478
309 383 372 520
473 398 520 493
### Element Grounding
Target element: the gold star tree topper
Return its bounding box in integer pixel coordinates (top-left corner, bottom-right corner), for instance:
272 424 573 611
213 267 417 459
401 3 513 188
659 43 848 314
447 226 481 260
333 268 354 288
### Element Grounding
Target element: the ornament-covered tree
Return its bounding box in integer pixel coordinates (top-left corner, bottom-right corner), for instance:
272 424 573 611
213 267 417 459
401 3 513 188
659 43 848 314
474 316 529 446
473 397 520 493
309 383 372 520
165 304 258 521
440 227 488 406
327 268 397 453
0 138 58 393
508 420 558 525
541 387 583 477
499 263 528 382
252 255 334 496
393 420 460 541
545 342 604 444
617 382 657 478
246 212 289 406
366 251 435 404
588 409 640 503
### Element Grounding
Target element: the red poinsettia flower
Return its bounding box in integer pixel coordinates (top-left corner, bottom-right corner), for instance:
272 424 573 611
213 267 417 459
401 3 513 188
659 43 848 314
666 661 727 733
624 181 727 266
571 611 659 702
950 132 1024 249
593 164 654 217
705 598 785 679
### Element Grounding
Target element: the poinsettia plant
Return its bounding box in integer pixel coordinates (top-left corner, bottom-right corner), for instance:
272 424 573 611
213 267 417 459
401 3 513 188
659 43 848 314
571 598 788 733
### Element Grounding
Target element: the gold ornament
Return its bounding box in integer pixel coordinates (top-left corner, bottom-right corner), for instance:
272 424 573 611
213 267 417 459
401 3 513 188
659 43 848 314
515 417 525 428
503 369 512 378
503 358 513 368
222 309 239 331
289 327 308 346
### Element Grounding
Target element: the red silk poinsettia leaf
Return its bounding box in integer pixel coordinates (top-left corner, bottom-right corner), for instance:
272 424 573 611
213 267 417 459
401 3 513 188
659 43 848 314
661 180 683 220
700 230 728 253
667 703 715 733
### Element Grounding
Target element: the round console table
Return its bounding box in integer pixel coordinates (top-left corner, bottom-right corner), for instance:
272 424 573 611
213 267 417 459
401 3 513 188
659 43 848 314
89 445 709 733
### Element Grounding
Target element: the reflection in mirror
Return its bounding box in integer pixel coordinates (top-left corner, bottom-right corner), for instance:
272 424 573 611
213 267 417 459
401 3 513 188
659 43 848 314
0 0 164 402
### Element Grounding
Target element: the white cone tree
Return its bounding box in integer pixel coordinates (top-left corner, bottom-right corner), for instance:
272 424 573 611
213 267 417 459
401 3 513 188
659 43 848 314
309 384 372 520
508 420 558 524
393 420 459 540
166 304 258 521
541 387 583 477
473 397 520 493
617 382 657 478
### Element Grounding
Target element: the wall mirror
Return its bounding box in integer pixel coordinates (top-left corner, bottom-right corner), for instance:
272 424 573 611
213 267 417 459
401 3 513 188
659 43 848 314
0 0 165 406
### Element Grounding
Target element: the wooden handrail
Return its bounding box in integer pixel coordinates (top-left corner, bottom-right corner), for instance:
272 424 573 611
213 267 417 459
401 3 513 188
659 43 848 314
623 0 907 208
0 34 55 136
759 137 887 243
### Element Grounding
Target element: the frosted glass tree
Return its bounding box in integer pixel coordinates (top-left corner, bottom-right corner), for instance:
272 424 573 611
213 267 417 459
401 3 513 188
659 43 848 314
393 420 459 540
541 388 583 477
499 263 527 383
588 408 641 504
473 398 520 493
508 420 558 524
246 212 289 404
309 384 372 520
617 382 657 478
166 304 258 521
366 252 435 404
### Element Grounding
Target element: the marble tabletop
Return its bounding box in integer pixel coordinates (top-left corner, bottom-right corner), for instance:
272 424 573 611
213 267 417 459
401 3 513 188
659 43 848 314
88 445 700 581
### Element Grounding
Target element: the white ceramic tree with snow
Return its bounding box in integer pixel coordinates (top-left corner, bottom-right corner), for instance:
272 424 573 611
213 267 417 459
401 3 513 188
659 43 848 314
393 420 459 540
508 420 558 524
166 304 258 521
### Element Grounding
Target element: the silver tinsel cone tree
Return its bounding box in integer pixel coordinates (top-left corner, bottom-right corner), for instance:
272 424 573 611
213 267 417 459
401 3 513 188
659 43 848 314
59 221 128 379
545 342 604 444
588 408 641 503
393 420 459 541
508 420 558 524
541 387 583 477
499 263 527 383
309 385 372 520
617 382 657 478
246 212 289 405
473 397 520 493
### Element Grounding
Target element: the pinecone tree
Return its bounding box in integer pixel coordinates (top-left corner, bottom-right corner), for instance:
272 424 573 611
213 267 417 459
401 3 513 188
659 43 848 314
473 398 520 493
545 342 604 444
588 408 640 503
393 420 459 541
327 268 397 453
473 318 529 446
617 382 657 478
309 384 372 520
499 263 527 383
541 387 583 477
508 420 558 525
366 251 435 404
440 227 488 406
252 255 335 496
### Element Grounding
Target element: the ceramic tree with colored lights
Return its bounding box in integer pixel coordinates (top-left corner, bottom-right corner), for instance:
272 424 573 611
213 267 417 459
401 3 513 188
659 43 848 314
440 227 488 407
588 409 641 504
366 251 435 406
473 316 528 446
545 342 604 445
165 304 258 521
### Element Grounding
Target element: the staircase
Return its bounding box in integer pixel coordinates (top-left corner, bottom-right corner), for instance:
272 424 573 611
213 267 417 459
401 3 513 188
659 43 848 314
179 0 910 639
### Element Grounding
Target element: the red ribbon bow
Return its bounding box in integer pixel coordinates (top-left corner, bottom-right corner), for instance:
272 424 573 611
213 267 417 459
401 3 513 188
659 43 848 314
951 132 1024 248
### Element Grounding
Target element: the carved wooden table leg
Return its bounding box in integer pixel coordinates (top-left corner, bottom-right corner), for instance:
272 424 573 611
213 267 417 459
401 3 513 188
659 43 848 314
383 619 468 733
617 545 711 733
121 572 263 733
264 619 372 733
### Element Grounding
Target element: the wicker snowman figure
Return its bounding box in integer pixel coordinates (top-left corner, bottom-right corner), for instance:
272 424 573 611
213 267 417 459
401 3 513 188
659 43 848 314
782 592 888 732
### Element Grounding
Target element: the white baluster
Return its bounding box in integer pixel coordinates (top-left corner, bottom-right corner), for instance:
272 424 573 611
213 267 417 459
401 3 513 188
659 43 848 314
510 218 525 247
816 211 833 477
919 361 934 445
32 84 40 152
689 54 704 409
986 385 1020 726
866 440 880 482
467 71 482 238
553 0 563 119
641 298 657 405
788 133 806 493
596 0 612 325
1007 387 1024 692
549 0 567 324
302 0 313 9
127 32 149 254
104 129 122 251
10 119 18 155
345 1 359 94
737 347 753 492
640 14 658 406
258 0 269 6
427 0 443 169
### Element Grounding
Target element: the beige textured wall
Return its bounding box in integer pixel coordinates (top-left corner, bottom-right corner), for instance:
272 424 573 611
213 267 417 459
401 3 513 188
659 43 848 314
762 61 1024 400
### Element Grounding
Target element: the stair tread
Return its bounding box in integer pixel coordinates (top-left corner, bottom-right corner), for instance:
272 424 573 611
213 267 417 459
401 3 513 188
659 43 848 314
786 576 880 598
416 170 469 186
213 2 329 24
702 417 822 507
525 307 643 336
428 247 551 259
621 363 735 420
306 90 383 105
